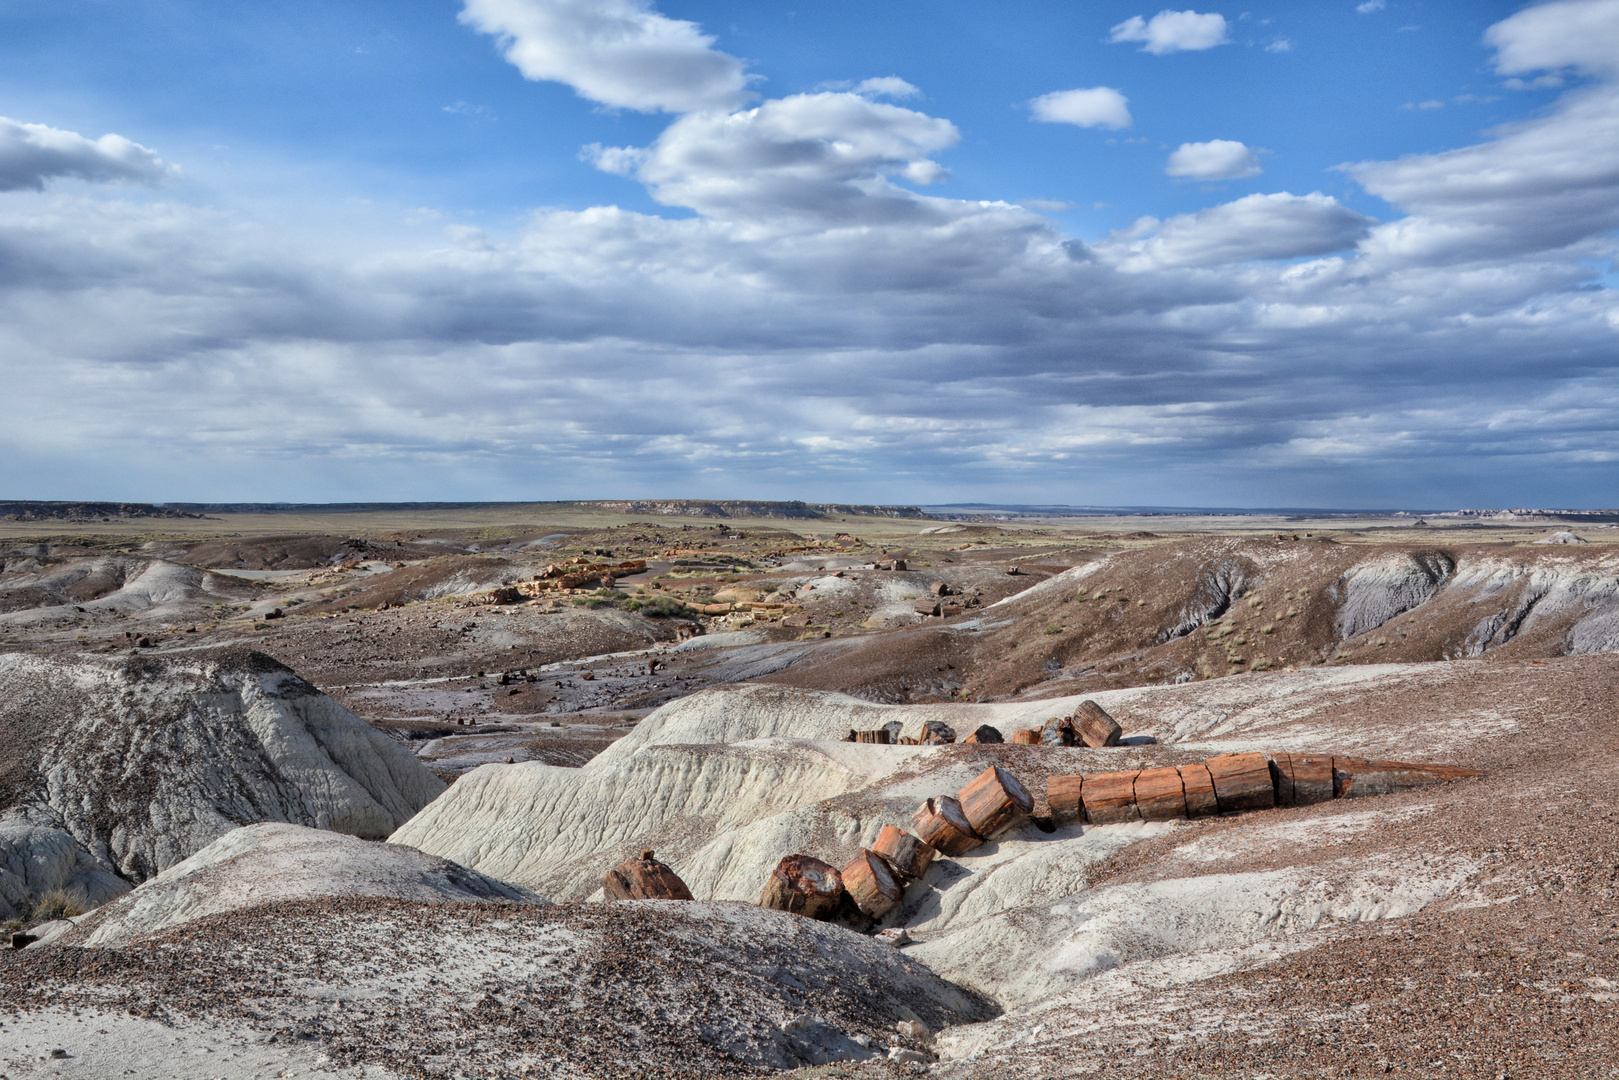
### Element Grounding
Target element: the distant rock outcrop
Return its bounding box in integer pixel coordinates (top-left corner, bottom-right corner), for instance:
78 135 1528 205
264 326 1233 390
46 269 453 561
0 650 445 920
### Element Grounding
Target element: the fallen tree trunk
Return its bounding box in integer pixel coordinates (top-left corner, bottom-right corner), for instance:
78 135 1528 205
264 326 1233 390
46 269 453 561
1206 752 1275 813
759 855 845 920
1047 774 1084 824
958 764 1034 838
842 849 904 918
873 825 937 881
1133 766 1188 821
1332 757 1481 799
910 796 983 856
1178 762 1219 817
1082 769 1141 824
602 850 695 901
1075 700 1122 747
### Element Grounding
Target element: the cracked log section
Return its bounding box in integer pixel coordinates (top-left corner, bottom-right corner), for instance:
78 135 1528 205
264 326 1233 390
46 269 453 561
1047 752 1480 825
760 854 845 920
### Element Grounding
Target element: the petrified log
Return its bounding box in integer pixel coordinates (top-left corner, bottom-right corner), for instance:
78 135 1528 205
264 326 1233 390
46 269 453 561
1082 769 1141 824
603 849 695 901
759 855 844 920
962 724 1003 744
1075 701 1122 747
920 720 956 745
853 729 893 744
914 599 942 617
1039 716 1077 746
929 581 952 596
957 764 1034 838
873 825 937 881
1010 729 1042 745
1331 757 1481 799
1178 762 1219 817
1046 774 1084 824
1289 753 1335 805
898 736 922 745
910 796 983 856
1269 752 1295 805
842 849 904 918
1134 766 1188 821
1206 752 1275 813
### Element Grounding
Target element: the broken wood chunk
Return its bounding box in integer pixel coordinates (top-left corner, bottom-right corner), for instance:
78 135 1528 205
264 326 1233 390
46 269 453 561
841 849 905 919
1331 758 1482 799
1269 752 1295 806
1206 752 1275 813
1178 762 1219 817
914 599 942 617
910 796 983 856
1039 716 1078 746
920 720 956 745
1134 766 1188 821
1047 773 1084 824
602 849 695 901
961 724 1004 744
759 855 844 920
957 764 1035 839
1010 729 1042 745
873 824 937 882
852 729 893 744
1074 700 1122 747
1082 769 1141 824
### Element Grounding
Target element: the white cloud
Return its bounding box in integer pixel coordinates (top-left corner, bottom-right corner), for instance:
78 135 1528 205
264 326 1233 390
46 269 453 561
1029 87 1132 129
1265 39 1294 52
855 77 921 100
1486 0 1619 78
0 117 174 192
458 0 751 113
587 92 960 222
1109 10 1230 54
1099 192 1375 269
1357 0 1386 13
1166 139 1262 179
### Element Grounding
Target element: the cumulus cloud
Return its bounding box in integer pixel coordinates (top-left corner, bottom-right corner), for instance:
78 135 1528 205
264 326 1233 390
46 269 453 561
854 77 921 100
0 117 173 192
1357 0 1385 13
458 0 751 113
1099 192 1375 269
0 2 1616 506
1029 87 1132 129
1485 0 1619 79
1166 139 1262 179
586 92 960 222
1109 10 1230 54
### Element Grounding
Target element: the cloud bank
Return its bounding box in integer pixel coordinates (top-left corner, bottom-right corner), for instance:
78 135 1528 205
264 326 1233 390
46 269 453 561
0 0 1615 507
0 117 174 192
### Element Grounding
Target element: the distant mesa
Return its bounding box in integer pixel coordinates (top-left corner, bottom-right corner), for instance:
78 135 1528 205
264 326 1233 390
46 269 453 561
0 501 205 522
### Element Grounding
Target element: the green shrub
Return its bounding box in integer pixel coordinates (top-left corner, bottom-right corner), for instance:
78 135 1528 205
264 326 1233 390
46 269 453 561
572 589 628 610
625 595 697 619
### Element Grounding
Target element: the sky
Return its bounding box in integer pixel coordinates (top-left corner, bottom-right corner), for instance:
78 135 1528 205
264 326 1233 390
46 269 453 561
0 0 1616 508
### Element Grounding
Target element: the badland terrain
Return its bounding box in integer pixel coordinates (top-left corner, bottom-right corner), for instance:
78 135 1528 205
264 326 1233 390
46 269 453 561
1 500 1616 1078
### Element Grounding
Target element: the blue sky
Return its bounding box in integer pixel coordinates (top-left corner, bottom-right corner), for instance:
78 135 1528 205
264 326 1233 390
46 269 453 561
0 1 1615 507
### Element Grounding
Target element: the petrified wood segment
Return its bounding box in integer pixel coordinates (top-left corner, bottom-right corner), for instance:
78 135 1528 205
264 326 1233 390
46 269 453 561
842 849 904 918
1047 774 1084 824
759 855 844 920
1082 769 1141 824
1039 716 1077 746
957 765 1034 839
1075 700 1122 747
1331 758 1481 799
852 729 893 744
1206 753 1275 813
873 825 937 882
910 796 983 856
1288 753 1335 805
1269 752 1295 806
1178 762 1219 817
1133 766 1188 821
920 720 957 745
962 724 1004 744
1011 729 1042 745
602 849 695 901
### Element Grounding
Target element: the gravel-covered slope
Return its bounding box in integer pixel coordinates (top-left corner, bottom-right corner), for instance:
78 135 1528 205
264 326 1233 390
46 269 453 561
1 899 994 1078
0 649 445 919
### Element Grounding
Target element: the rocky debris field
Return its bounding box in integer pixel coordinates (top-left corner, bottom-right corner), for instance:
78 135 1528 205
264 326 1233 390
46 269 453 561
1 511 1618 1077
